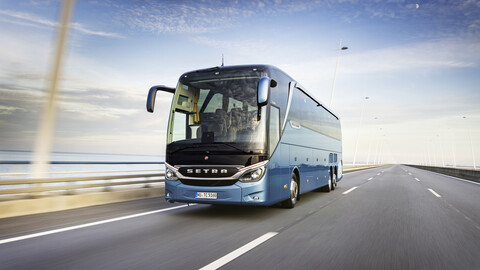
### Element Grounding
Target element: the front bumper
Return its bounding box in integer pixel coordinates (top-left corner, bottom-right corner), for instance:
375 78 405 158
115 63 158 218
165 176 269 206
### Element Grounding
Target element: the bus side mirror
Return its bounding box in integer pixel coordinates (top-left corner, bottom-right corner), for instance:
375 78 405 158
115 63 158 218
257 77 270 107
146 85 175 113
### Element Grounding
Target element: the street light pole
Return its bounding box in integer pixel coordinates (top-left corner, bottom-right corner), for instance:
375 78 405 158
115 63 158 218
437 134 445 167
463 116 477 169
366 116 378 165
373 128 382 165
352 96 369 166
450 128 456 168
329 40 348 108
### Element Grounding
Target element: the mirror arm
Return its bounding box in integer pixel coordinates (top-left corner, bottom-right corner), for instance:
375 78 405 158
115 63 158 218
146 85 175 113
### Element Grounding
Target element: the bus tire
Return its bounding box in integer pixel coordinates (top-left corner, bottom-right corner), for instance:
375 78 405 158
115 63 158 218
322 170 332 192
331 171 337 191
284 173 299 208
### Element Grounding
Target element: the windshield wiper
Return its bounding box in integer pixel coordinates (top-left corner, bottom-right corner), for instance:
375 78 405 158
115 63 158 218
168 142 263 155
167 144 210 155
210 142 260 155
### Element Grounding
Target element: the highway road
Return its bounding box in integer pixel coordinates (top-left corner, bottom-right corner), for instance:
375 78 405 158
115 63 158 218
1 165 479 269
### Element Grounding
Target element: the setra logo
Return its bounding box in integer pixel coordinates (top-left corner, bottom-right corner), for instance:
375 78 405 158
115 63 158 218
186 169 228 174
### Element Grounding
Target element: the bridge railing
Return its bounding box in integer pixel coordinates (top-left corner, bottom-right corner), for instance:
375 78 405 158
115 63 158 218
0 171 165 198
0 166 166 218
405 164 479 183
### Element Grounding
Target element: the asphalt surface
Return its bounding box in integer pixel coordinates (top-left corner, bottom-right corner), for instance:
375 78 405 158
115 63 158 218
1 165 479 270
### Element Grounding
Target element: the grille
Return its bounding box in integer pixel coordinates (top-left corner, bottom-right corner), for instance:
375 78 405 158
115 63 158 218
180 179 238 187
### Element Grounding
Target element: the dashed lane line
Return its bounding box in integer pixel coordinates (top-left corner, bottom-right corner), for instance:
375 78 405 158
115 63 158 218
343 186 358 194
428 188 442 198
199 232 278 270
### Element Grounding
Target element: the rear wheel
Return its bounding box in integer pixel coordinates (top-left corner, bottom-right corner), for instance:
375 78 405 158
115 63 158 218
322 170 332 192
284 174 299 208
332 171 337 191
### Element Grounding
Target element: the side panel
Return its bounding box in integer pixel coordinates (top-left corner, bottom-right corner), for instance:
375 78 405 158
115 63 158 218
282 122 340 193
267 143 290 204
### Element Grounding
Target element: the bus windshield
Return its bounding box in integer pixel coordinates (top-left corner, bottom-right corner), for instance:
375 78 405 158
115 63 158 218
167 73 267 154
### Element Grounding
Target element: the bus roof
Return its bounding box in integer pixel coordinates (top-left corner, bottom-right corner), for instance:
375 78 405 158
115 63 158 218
180 64 340 120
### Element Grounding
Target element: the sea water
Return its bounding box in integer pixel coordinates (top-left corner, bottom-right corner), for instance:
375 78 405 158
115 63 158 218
0 150 165 180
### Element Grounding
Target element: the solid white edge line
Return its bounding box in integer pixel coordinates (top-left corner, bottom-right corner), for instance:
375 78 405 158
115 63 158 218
419 170 480 186
342 186 358 194
199 232 278 270
428 188 441 198
0 204 193 245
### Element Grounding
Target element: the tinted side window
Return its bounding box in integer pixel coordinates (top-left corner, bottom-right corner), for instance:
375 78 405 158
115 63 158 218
289 88 341 140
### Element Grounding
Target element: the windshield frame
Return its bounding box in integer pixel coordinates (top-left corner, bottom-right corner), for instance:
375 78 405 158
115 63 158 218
165 66 270 154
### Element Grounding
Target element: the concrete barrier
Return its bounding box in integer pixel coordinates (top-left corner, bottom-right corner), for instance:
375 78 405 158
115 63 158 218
0 171 165 219
0 185 165 219
405 165 480 183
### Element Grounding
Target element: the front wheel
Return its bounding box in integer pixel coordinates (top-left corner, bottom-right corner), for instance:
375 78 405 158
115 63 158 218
284 174 299 208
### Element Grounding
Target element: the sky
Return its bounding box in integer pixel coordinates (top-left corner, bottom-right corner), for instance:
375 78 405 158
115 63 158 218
0 0 479 167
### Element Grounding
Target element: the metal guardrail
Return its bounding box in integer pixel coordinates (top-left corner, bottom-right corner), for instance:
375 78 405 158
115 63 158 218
0 172 165 197
405 165 480 183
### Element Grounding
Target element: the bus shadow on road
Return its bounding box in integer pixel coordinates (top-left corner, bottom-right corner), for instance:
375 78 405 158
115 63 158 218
171 203 285 221
169 189 337 221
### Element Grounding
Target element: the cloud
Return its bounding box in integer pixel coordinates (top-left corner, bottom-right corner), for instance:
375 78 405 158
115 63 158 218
341 38 480 75
0 105 26 115
190 36 269 56
116 0 480 39
121 3 238 34
0 9 123 38
70 22 124 38
119 0 337 34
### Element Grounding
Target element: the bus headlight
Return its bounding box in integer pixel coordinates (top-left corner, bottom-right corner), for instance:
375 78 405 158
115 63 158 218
239 166 265 182
165 168 178 181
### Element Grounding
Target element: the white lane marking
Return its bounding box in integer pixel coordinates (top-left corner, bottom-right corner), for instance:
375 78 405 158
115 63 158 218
408 173 412 175
367 177 373 181
377 173 381 176
415 178 420 182
428 188 441 198
200 232 278 270
0 204 193 245
343 187 358 194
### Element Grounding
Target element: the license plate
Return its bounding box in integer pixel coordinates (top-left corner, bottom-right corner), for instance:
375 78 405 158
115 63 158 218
195 192 217 199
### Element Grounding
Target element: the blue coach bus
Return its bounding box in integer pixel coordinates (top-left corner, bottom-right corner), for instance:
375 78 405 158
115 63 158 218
147 65 342 208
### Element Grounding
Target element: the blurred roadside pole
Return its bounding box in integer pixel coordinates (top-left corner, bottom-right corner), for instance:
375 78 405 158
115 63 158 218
31 0 75 183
